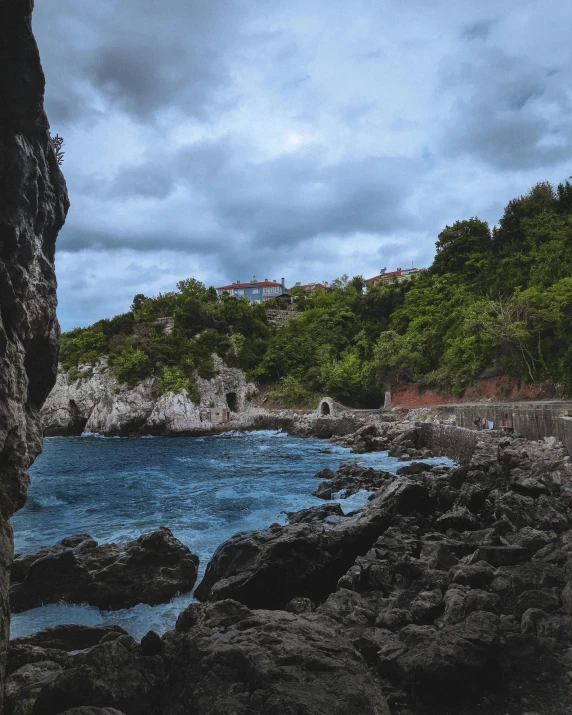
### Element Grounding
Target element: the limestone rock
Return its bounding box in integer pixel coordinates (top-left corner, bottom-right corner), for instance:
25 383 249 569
41 355 257 436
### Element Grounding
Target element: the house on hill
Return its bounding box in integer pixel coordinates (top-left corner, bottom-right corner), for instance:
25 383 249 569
288 282 326 294
365 267 420 288
216 276 287 303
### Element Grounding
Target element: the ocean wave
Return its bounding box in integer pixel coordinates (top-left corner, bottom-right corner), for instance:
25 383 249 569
27 496 68 511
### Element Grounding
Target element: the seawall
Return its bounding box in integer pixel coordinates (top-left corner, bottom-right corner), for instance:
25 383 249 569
455 402 572 456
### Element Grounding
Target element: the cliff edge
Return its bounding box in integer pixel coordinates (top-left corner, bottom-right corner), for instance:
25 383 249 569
0 0 68 699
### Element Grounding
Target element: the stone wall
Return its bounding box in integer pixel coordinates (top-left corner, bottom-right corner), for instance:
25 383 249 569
0 0 68 700
455 403 572 456
416 423 480 464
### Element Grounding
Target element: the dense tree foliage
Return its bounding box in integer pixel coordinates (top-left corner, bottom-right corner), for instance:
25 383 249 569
60 179 572 404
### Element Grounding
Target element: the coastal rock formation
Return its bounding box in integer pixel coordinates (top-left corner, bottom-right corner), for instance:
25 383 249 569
193 432 572 713
6 603 390 715
10 528 198 612
0 0 69 701
6 427 572 713
41 356 257 436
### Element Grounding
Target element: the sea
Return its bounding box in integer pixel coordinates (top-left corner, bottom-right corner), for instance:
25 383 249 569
11 431 454 640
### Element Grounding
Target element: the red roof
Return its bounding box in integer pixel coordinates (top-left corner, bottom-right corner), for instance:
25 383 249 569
287 283 326 293
367 270 403 283
217 281 283 290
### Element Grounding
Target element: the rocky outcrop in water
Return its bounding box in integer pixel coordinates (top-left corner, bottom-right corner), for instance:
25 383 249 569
41 357 258 436
10 528 199 612
191 432 572 713
0 0 69 701
6 602 390 715
6 426 572 713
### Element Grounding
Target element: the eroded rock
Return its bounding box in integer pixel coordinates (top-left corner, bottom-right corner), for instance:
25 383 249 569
11 528 198 612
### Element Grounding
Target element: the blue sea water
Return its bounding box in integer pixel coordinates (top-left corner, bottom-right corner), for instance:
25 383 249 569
11 431 453 640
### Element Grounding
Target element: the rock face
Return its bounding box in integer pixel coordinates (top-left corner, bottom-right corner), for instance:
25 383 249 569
10 528 199 612
42 356 257 436
6 604 391 715
0 0 69 702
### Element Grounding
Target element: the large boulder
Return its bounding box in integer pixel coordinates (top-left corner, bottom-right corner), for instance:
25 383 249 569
11 528 199 612
161 600 391 715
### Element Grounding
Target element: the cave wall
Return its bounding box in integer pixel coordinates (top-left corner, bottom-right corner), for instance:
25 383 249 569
0 0 68 701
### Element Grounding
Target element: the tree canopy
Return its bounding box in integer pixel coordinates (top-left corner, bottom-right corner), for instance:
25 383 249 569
60 179 572 404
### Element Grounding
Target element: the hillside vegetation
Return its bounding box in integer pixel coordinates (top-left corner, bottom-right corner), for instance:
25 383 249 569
61 179 572 406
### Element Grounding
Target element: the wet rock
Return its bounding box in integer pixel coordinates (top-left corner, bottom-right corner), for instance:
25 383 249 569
11 528 199 612
194 516 380 609
312 464 394 500
286 503 345 524
10 626 128 653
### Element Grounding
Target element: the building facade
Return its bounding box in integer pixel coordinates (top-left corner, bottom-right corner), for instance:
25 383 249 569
365 267 420 288
216 276 287 303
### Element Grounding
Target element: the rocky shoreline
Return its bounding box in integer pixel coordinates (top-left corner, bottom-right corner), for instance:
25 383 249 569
6 423 572 714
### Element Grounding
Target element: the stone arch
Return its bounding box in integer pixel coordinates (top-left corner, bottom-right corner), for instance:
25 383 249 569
318 397 334 417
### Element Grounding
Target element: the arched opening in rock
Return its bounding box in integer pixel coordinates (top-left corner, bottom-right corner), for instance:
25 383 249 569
320 401 331 416
69 399 88 435
226 392 238 412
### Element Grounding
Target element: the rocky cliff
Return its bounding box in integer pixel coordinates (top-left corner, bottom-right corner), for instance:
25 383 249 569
0 0 69 702
41 357 258 436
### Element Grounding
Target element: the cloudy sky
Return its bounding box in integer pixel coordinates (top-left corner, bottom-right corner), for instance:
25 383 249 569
34 0 572 331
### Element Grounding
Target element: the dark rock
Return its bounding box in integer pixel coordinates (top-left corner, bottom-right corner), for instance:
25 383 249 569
515 589 560 614
410 589 444 624
396 462 432 476
436 508 479 532
32 635 165 715
59 709 127 715
194 516 379 609
286 503 345 523
285 597 316 614
377 611 500 691
355 627 395 663
312 464 394 500
450 562 495 588
5 660 64 715
0 0 69 697
441 586 501 626
10 625 128 653
140 631 163 657
471 545 531 567
161 601 391 715
11 527 199 612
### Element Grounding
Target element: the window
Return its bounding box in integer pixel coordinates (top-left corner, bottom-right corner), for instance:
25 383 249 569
252 288 260 294
237 289 244 295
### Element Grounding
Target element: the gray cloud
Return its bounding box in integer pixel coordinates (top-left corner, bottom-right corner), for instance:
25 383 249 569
31 0 572 328
438 49 572 170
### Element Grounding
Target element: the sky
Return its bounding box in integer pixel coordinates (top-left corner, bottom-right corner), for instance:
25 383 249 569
33 0 572 331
